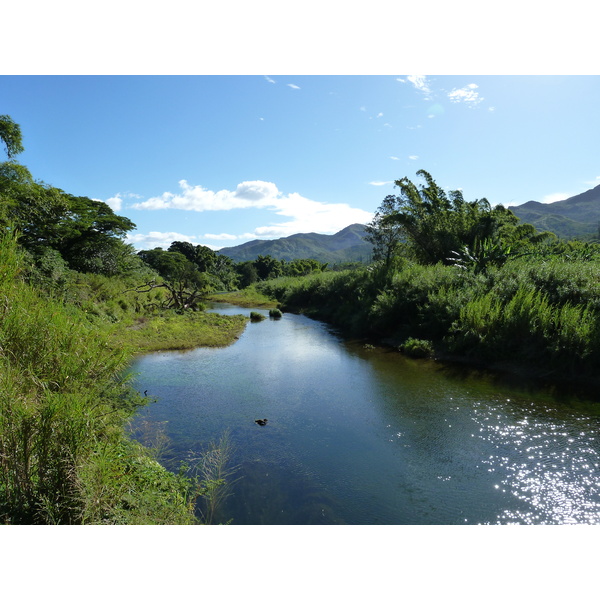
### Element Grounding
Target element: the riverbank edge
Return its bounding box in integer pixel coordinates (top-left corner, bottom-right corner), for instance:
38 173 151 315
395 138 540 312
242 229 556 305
109 310 249 355
206 289 279 309
262 297 600 399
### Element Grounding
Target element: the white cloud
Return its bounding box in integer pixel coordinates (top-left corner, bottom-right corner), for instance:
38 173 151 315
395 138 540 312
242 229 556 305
400 75 432 97
377 112 383 118
390 156 400 160
97 191 143 212
252 192 372 238
447 83 483 106
131 179 373 240
539 192 571 204
203 233 238 240
131 180 280 212
264 76 275 84
102 194 123 211
408 155 419 160
126 231 197 250
287 83 300 90
369 181 392 186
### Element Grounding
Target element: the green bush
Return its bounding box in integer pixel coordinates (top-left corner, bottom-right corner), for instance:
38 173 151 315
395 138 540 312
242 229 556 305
400 337 434 358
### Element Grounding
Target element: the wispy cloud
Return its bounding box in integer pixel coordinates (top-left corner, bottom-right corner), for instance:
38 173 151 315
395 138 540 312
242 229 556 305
408 155 419 160
131 180 372 241
369 181 393 186
96 191 142 212
125 231 197 250
447 83 483 107
398 75 432 98
287 83 300 90
390 156 400 160
264 76 275 84
203 233 237 241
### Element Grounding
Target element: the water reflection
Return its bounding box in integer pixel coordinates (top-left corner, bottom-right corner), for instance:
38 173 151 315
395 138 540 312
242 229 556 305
471 401 600 524
129 303 600 525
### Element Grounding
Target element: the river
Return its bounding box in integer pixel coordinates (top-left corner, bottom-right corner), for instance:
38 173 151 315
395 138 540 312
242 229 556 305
128 302 600 524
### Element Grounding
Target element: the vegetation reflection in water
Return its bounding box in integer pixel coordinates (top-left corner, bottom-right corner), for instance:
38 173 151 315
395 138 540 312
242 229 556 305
129 303 600 525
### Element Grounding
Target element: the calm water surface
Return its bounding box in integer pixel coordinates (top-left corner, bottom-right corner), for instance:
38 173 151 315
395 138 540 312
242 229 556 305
129 303 600 524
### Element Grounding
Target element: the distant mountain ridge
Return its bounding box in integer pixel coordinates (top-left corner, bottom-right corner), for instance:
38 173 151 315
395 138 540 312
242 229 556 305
218 223 372 263
510 183 600 239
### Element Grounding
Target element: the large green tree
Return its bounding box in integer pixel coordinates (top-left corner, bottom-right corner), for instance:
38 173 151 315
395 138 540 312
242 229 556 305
137 248 212 309
0 115 137 275
368 170 551 269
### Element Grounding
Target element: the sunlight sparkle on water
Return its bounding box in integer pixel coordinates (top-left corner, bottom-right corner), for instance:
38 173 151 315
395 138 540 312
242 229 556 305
473 400 600 525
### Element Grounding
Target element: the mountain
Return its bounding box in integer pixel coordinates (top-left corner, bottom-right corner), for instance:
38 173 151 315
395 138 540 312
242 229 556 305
510 183 600 239
218 224 373 263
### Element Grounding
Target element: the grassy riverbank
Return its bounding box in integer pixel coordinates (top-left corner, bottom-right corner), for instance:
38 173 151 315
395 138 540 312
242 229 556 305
257 256 600 387
0 234 245 524
109 311 248 354
207 287 279 309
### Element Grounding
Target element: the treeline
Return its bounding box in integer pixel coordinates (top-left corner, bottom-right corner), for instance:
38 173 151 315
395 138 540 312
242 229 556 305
258 170 600 382
136 243 328 307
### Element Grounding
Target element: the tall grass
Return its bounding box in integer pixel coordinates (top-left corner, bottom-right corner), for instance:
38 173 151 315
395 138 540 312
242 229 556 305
256 254 600 380
0 233 196 523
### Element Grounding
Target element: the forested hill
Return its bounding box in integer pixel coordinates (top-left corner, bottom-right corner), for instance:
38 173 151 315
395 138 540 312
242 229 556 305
218 223 373 263
510 183 600 239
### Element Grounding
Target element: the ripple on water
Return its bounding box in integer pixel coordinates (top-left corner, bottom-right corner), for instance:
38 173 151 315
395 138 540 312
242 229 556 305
472 401 600 525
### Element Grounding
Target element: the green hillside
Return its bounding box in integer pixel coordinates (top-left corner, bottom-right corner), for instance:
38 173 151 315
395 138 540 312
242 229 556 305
218 223 373 263
511 183 600 239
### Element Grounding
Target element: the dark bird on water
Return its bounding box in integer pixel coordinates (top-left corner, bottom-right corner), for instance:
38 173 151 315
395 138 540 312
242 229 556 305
144 390 148 396
255 419 268 426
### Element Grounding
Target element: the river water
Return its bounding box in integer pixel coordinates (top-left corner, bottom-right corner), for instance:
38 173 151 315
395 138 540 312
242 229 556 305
128 303 600 525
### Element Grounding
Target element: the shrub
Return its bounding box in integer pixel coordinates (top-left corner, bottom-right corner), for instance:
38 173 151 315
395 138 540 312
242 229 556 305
269 308 283 319
250 311 266 322
400 337 434 358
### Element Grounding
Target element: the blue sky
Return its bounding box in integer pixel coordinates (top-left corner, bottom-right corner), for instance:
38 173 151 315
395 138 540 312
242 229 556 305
2 75 599 250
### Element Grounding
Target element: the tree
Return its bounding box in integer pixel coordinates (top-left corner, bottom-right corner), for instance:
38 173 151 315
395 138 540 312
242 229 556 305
254 255 284 280
285 258 328 277
364 194 406 268
0 115 24 159
168 241 217 272
236 261 259 288
368 170 550 268
137 248 212 310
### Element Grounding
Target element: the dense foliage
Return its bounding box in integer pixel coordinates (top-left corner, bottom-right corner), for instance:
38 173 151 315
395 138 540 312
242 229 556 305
259 172 600 383
365 170 553 271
